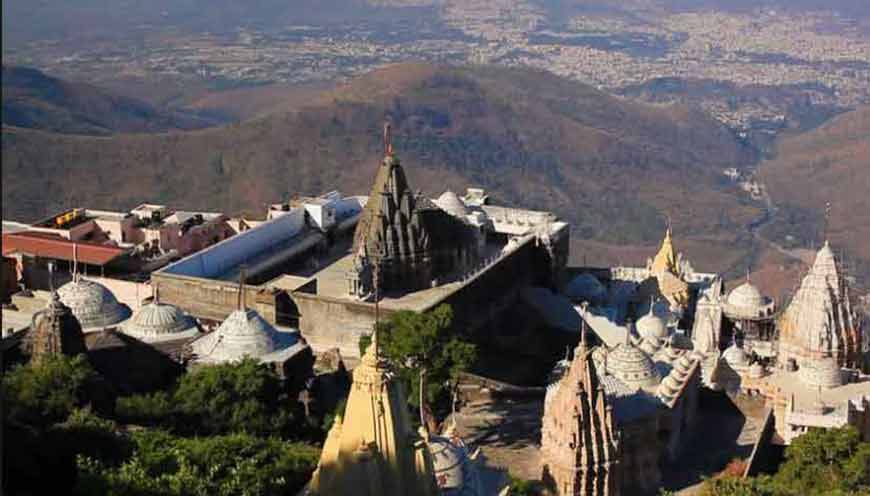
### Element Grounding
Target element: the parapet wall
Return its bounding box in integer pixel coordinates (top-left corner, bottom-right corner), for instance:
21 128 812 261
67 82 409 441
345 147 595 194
293 230 567 358
152 272 277 324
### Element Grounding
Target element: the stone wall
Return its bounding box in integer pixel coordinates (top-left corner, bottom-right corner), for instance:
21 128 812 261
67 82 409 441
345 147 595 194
291 233 565 358
152 272 276 324
292 292 385 357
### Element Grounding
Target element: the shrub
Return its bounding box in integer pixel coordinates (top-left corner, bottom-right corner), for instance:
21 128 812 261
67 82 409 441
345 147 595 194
172 359 295 436
116 359 299 437
116 391 174 426
74 431 320 496
1 354 103 429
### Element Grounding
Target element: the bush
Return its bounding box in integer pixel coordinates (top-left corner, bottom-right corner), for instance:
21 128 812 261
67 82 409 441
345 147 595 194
74 431 321 496
116 391 174 426
116 359 298 437
1 354 104 429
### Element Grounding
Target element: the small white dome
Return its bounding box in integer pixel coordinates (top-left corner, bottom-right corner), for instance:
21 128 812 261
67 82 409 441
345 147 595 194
57 279 131 330
121 302 198 342
725 282 773 319
427 434 482 495
191 308 300 363
722 343 750 368
435 191 469 218
603 342 660 389
636 311 669 341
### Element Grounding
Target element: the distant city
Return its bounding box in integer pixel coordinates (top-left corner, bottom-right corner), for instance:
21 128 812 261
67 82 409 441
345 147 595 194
4 2 869 137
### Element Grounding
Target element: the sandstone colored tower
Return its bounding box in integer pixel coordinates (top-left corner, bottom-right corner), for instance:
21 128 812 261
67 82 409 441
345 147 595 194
541 334 620 496
306 332 438 496
26 292 87 365
778 240 863 369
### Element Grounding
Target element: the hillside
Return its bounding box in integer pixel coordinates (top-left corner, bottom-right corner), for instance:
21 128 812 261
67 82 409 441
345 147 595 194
2 64 761 260
759 105 870 283
1 66 226 135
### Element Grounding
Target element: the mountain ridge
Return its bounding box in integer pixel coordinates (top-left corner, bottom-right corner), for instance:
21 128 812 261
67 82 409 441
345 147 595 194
2 63 759 256
1 65 227 135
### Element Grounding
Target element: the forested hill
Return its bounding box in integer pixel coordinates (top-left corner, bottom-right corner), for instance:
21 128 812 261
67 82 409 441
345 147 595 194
2 63 759 246
2 65 225 135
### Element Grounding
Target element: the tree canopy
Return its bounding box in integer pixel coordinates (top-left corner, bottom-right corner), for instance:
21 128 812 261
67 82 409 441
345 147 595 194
703 426 870 496
116 358 299 437
2 354 108 430
359 304 476 421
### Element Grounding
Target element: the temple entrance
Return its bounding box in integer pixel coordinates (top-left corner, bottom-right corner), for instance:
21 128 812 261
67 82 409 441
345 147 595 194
275 291 301 328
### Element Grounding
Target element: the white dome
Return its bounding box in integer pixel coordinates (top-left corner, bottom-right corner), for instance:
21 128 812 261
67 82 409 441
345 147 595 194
603 342 660 389
722 343 750 368
725 282 773 319
636 311 669 341
191 308 300 363
435 191 469 218
121 302 198 342
57 279 131 330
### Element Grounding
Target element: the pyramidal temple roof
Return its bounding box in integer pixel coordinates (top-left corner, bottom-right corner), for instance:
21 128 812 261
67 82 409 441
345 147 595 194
307 332 439 495
779 240 859 363
190 308 302 364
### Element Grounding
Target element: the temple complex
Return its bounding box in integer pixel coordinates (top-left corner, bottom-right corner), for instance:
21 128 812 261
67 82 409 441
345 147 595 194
306 332 439 496
153 130 568 358
23 291 87 364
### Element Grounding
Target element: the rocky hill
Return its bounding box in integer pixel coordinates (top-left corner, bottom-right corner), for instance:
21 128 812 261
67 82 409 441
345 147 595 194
759 105 870 283
1 65 226 135
2 64 761 266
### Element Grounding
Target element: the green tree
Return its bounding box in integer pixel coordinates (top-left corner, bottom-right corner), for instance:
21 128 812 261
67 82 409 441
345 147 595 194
769 426 870 495
119 358 297 436
359 304 476 420
74 431 320 496
703 427 870 496
2 354 104 429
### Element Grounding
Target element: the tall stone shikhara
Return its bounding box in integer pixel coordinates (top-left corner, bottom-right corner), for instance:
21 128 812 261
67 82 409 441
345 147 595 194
26 292 87 364
778 240 864 369
347 125 477 297
541 334 620 496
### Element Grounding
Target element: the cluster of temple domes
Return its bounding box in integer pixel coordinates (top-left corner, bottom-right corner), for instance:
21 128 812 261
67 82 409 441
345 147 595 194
121 300 199 342
190 308 302 363
656 354 695 405
57 278 131 331
723 281 775 319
